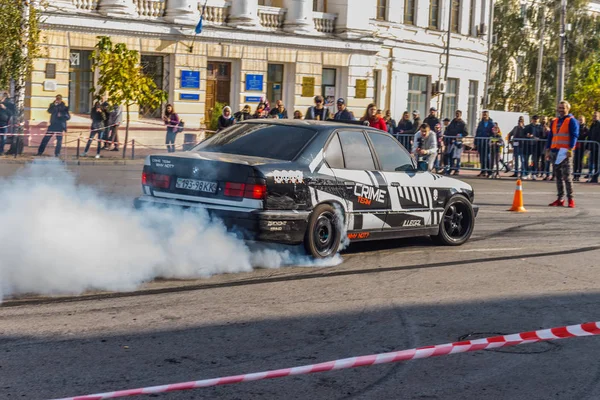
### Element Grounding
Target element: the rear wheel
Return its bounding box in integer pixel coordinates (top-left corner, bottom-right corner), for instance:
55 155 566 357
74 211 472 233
431 196 475 246
304 204 342 259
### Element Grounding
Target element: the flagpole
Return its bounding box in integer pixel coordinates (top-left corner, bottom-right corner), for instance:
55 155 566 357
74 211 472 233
189 0 208 53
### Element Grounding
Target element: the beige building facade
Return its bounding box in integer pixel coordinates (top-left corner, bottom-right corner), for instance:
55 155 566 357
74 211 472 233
27 0 491 144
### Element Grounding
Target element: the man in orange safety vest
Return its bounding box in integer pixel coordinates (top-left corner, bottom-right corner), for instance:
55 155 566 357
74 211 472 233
546 100 579 208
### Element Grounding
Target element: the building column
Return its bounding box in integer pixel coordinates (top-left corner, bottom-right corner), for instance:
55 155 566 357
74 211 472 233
165 0 200 25
98 0 138 17
283 0 315 34
228 0 260 29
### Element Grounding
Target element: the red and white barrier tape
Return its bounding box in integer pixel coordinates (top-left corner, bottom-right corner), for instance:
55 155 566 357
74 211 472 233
51 321 600 400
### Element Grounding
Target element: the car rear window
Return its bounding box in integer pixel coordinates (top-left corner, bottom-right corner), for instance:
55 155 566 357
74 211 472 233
194 123 317 161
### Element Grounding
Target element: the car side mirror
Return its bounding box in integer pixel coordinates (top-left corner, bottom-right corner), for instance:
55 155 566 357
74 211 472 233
417 161 429 171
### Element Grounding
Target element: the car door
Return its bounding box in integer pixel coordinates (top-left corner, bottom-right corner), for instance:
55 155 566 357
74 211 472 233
327 130 390 235
366 131 440 231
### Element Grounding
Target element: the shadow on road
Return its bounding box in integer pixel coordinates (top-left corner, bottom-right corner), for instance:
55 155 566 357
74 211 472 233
3 292 600 400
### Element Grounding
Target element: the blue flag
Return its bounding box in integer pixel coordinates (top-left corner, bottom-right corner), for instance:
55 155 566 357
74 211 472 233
195 0 208 34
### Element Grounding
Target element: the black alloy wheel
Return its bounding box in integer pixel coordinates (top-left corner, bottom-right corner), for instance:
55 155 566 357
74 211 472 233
304 204 342 259
431 196 475 246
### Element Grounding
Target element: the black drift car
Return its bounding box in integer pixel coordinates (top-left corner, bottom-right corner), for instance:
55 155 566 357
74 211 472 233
134 120 479 258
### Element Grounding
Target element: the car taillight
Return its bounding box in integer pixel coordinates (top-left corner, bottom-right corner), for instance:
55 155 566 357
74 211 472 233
142 172 171 189
244 183 266 200
225 182 245 197
152 174 171 189
225 179 267 200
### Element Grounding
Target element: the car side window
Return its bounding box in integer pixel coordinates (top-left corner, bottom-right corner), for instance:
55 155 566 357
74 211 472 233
368 132 415 172
324 133 345 169
338 130 376 170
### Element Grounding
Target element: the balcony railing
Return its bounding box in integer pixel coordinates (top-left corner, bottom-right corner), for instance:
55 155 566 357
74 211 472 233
257 6 285 29
72 0 99 11
202 0 230 26
135 0 165 18
313 12 336 33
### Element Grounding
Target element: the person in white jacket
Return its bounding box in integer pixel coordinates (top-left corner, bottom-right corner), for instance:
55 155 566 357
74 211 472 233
412 123 438 171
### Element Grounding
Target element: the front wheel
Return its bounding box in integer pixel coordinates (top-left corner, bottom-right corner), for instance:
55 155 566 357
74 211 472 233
431 196 475 246
304 204 342 259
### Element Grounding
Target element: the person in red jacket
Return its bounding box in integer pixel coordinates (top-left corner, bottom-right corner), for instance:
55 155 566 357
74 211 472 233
360 103 387 131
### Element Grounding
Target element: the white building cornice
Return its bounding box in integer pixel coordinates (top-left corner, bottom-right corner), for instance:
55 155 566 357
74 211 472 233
41 12 382 54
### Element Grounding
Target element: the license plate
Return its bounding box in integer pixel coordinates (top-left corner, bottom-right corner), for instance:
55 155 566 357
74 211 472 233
175 178 217 193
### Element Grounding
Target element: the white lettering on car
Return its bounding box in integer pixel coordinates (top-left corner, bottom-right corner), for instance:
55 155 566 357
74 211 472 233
402 220 422 227
353 183 387 205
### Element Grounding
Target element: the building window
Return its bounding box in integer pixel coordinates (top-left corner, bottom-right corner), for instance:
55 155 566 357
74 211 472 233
313 0 327 12
322 68 337 113
68 50 93 114
443 78 459 119
468 80 478 134
267 64 284 105
407 74 429 119
451 0 460 33
469 0 477 36
404 0 415 24
429 0 440 29
140 55 165 118
376 0 388 20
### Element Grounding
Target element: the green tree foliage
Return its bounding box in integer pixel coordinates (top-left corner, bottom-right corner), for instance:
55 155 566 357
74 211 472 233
568 58 600 117
0 0 41 90
490 0 600 117
91 36 168 158
208 102 225 131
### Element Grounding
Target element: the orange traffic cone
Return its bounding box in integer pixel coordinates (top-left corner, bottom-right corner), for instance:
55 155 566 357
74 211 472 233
508 179 527 212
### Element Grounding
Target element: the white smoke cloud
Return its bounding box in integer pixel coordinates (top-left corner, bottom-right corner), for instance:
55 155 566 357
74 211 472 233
0 162 342 302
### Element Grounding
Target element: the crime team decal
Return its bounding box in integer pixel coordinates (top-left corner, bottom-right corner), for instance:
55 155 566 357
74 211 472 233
354 183 386 206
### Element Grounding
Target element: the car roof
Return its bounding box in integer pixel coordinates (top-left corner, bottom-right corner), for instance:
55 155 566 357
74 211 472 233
239 119 382 133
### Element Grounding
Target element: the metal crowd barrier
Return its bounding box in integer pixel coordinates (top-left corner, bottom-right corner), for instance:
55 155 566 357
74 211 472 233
392 133 600 179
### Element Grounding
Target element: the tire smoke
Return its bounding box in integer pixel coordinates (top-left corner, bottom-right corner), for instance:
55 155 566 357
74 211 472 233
0 162 342 302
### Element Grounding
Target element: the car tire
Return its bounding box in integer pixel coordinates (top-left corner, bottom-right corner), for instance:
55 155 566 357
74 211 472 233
431 195 475 246
304 204 342 259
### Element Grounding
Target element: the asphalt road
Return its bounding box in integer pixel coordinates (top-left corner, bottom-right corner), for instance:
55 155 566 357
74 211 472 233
1 163 600 400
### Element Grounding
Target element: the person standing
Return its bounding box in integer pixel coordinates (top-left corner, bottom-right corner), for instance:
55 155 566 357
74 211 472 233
587 111 600 183
218 106 235 131
508 116 526 178
234 105 252 122
305 96 331 121
412 124 438 171
360 104 388 131
37 94 69 157
489 123 505 178
411 110 421 134
395 111 413 149
293 110 304 120
252 103 268 119
523 115 543 179
475 111 494 177
546 101 579 208
423 107 440 131
540 116 552 180
383 110 396 134
107 104 122 151
333 98 355 121
0 92 15 156
83 100 108 158
573 116 588 181
163 104 180 153
269 100 288 119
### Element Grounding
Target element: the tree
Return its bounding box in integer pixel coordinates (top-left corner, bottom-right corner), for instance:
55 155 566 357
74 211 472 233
0 0 41 139
568 58 600 118
90 36 168 158
489 0 600 116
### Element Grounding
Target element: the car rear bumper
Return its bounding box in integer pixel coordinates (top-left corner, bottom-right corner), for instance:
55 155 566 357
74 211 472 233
134 195 310 244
